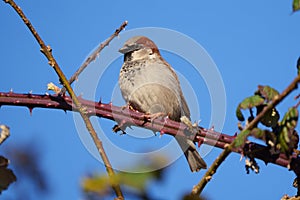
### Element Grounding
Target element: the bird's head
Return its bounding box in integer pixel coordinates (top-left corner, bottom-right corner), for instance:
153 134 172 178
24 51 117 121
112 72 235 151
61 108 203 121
119 36 160 62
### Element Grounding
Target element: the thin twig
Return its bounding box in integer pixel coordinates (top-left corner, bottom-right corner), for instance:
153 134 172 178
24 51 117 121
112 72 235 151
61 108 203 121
3 1 124 198
60 21 128 94
191 72 300 196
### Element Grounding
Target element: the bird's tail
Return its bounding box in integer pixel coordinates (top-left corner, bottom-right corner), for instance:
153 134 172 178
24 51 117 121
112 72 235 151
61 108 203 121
175 137 207 172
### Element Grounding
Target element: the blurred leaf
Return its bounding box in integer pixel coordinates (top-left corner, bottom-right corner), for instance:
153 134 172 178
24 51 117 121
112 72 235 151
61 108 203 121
6 144 48 193
82 156 167 199
82 175 112 196
82 171 162 197
293 0 300 12
239 95 265 110
0 156 16 194
256 85 279 102
234 129 251 147
120 172 157 190
256 105 280 128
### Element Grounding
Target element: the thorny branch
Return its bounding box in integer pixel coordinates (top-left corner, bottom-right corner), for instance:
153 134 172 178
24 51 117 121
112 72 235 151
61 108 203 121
0 92 299 174
3 0 124 198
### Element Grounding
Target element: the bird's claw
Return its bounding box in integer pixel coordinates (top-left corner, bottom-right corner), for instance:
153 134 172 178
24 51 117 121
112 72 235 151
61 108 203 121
143 112 167 124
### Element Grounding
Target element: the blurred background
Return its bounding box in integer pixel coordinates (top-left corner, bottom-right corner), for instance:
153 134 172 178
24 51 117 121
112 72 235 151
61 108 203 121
0 1 299 199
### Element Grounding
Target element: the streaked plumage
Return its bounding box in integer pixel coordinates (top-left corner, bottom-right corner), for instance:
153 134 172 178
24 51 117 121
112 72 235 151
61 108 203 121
118 36 207 172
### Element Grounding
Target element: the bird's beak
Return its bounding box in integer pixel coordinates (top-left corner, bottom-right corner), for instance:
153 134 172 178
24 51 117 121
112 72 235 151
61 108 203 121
119 44 142 54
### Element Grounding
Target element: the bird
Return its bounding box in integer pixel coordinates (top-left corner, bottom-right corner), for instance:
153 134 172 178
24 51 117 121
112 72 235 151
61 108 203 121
118 36 207 172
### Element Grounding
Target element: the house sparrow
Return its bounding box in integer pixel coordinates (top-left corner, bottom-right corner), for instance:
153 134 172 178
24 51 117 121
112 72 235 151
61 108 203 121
118 36 207 172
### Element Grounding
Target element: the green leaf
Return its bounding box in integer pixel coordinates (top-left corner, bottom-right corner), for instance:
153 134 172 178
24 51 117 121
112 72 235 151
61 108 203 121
256 105 280 128
233 129 251 148
239 95 265 110
293 0 300 12
278 126 290 153
250 128 265 140
257 85 279 102
236 106 245 121
277 107 299 155
281 107 298 129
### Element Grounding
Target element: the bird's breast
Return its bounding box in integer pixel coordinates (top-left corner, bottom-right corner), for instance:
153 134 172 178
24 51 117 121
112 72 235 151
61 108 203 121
119 59 185 120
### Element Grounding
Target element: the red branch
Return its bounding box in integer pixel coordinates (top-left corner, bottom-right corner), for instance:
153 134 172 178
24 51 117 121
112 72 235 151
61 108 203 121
0 92 299 175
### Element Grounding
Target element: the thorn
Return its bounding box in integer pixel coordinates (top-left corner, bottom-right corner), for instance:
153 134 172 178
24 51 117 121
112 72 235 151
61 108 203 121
28 107 33 116
159 130 165 136
152 130 157 136
197 140 203 148
77 94 83 99
98 97 102 104
234 132 238 137
28 91 33 98
63 109 67 113
263 160 269 165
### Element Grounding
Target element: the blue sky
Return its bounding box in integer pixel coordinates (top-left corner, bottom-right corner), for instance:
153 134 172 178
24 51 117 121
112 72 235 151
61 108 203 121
0 1 299 200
